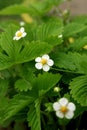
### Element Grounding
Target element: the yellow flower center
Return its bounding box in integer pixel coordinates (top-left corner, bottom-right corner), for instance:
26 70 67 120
60 106 68 113
40 58 47 65
17 31 22 37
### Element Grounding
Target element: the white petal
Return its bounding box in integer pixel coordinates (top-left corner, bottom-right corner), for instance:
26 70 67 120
13 36 20 40
43 65 50 72
59 98 68 106
47 59 54 66
67 102 76 111
20 27 24 33
35 63 42 70
22 32 27 37
16 31 20 36
42 54 49 60
65 111 74 119
56 111 64 118
13 36 16 40
58 34 63 38
53 102 61 111
35 57 41 62
15 37 21 40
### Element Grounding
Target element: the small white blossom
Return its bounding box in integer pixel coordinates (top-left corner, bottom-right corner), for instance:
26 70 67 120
58 34 63 38
20 21 25 26
53 97 76 119
13 27 27 40
35 54 54 72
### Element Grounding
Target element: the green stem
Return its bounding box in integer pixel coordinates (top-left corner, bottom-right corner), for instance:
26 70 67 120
76 114 82 130
62 125 66 130
60 118 66 130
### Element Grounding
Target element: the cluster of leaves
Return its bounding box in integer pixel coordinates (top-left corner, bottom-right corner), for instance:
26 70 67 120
0 0 87 130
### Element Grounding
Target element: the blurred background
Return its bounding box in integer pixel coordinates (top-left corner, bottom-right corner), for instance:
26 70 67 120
0 0 87 15
60 0 87 15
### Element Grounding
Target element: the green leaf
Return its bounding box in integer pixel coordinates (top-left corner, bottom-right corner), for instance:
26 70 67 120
0 0 23 10
0 0 65 16
68 36 87 51
15 79 32 91
0 79 9 97
17 41 52 63
74 104 87 118
63 22 87 37
0 20 16 30
15 62 36 81
53 52 77 71
72 15 87 25
27 19 63 46
46 35 63 46
32 73 61 96
69 75 87 106
0 4 29 15
35 19 63 42
0 94 34 123
28 0 65 16
53 51 87 74
27 99 41 130
0 24 52 70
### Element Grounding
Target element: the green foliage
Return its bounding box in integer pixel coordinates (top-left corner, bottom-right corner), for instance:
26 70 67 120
0 79 9 97
27 73 61 130
0 0 65 16
53 51 87 74
63 22 87 37
0 94 34 124
31 73 61 96
67 36 87 51
15 79 32 91
35 19 63 42
0 5 30 15
72 15 87 24
26 18 63 46
0 24 52 70
0 0 87 129
27 99 41 130
0 72 61 127
69 75 87 106
0 0 23 9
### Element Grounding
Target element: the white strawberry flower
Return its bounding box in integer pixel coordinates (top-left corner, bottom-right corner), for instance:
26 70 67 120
35 54 54 72
53 97 76 119
13 27 27 40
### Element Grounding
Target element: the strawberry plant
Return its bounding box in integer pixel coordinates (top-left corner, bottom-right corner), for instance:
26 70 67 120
0 0 87 130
